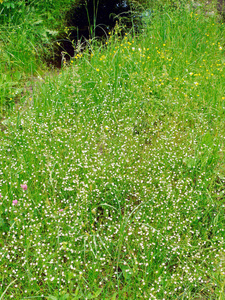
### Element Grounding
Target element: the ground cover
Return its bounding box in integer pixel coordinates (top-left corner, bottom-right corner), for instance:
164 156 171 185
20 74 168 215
0 1 225 299
0 0 76 115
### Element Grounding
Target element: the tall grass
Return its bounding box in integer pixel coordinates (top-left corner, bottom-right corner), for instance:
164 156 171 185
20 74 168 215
0 0 77 114
0 1 225 299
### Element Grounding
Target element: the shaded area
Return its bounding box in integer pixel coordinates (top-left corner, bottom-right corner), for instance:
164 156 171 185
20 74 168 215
51 0 136 67
218 0 225 17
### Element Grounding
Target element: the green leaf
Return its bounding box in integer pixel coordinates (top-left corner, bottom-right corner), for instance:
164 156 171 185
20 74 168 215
47 296 58 300
61 294 69 300
33 20 43 25
183 157 195 169
85 288 103 299
74 286 79 296
72 286 82 299
46 29 59 36
0 238 5 247
111 293 118 300
92 288 103 298
0 217 5 227
14 71 22 81
121 265 133 280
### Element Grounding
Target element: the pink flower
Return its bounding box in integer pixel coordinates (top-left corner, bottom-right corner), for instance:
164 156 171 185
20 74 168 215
0 193 2 198
12 200 18 206
21 184 27 191
59 209 63 212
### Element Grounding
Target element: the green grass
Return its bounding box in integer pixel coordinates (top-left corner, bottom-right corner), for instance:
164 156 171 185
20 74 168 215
0 0 76 115
0 1 225 299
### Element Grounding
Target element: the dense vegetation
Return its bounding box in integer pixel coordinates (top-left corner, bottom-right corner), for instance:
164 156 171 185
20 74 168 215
0 0 225 299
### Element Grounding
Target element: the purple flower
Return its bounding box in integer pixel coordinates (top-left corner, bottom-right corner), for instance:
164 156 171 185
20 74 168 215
21 184 27 191
12 200 18 206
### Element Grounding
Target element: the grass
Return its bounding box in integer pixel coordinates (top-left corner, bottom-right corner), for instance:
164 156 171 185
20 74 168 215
0 1 225 299
0 0 76 115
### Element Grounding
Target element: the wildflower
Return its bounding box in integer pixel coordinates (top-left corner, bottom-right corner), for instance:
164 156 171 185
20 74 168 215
21 184 27 191
96 68 100 72
12 200 18 206
0 193 2 198
59 209 64 212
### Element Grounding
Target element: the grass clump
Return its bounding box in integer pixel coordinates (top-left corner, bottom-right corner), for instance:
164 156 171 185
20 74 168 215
0 1 225 299
0 0 76 114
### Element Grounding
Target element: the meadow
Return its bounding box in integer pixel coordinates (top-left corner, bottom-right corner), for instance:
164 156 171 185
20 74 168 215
0 0 225 299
